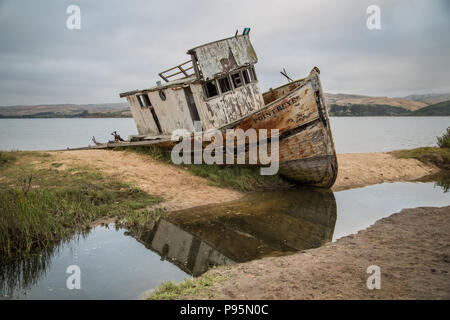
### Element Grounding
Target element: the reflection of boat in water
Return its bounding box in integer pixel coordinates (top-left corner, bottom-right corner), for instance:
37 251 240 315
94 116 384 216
133 187 336 276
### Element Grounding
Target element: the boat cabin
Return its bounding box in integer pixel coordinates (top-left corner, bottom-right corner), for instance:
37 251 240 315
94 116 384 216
119 32 265 136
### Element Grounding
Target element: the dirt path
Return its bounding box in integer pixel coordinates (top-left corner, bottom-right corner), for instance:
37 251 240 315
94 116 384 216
53 150 242 210
332 152 438 191
51 150 438 210
168 206 450 300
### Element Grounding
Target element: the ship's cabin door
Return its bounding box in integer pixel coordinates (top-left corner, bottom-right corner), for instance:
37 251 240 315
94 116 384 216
184 87 201 130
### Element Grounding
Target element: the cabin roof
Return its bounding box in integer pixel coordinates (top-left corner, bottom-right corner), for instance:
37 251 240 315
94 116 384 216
187 34 257 80
186 34 247 54
119 75 197 98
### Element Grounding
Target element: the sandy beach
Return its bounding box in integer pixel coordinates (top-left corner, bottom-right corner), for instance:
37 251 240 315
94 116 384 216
53 149 439 210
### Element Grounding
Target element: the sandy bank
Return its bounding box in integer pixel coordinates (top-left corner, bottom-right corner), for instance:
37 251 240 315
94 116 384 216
53 150 242 210
332 152 439 191
52 150 439 210
161 205 450 299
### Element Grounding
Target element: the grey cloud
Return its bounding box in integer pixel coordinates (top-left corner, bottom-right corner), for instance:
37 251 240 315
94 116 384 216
0 0 449 105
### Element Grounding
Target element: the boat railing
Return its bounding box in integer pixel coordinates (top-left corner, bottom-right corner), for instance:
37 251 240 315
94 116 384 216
158 60 195 82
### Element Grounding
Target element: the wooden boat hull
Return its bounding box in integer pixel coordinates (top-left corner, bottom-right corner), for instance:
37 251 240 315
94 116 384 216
227 67 338 188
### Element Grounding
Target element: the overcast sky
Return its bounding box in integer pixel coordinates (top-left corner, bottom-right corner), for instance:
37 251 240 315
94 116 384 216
0 0 449 105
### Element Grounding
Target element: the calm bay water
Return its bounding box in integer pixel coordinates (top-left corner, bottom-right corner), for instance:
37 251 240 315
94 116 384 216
0 118 138 151
330 117 450 153
0 117 449 153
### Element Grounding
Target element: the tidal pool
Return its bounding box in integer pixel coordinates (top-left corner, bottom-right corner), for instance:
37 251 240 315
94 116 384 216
0 225 188 300
1 178 448 299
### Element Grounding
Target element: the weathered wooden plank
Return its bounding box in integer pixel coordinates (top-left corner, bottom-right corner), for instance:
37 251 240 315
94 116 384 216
189 35 258 80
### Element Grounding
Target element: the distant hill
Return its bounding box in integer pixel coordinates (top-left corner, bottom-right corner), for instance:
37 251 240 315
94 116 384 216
1 94 449 118
324 93 427 111
325 92 450 116
329 100 450 116
411 100 450 116
0 103 131 118
399 93 450 105
328 104 412 116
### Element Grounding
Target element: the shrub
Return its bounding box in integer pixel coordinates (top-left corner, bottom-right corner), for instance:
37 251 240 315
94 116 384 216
437 127 450 148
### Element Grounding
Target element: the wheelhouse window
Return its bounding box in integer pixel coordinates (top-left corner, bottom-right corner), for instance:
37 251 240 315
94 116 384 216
201 66 257 100
218 76 232 94
231 72 243 88
249 66 257 82
204 80 219 98
242 69 251 84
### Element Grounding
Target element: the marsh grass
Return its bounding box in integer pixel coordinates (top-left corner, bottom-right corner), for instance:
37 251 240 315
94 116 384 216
149 274 226 300
0 151 17 166
120 207 167 228
114 146 291 192
0 151 162 260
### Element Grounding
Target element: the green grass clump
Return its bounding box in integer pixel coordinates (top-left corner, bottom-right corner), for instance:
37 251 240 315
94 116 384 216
116 146 290 192
114 145 172 162
392 147 450 170
185 164 289 192
0 152 162 260
437 127 450 149
0 151 18 166
149 274 226 300
393 128 450 169
121 207 167 227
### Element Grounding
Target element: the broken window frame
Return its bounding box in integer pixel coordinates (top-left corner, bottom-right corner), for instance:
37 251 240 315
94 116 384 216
242 69 251 85
203 79 219 99
201 65 258 100
249 66 257 82
231 71 243 89
218 75 232 94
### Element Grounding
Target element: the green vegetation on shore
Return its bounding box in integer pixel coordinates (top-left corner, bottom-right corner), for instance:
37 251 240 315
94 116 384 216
437 127 450 149
329 104 411 116
0 110 131 119
392 147 450 170
412 101 450 116
114 146 291 192
149 274 227 300
0 151 17 166
329 100 450 116
391 129 450 170
0 151 161 260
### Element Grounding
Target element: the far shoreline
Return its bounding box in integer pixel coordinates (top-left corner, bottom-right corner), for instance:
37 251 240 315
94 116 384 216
1 115 450 119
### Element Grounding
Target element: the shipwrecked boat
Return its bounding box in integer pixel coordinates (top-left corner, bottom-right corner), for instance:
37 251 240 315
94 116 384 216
116 31 338 188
